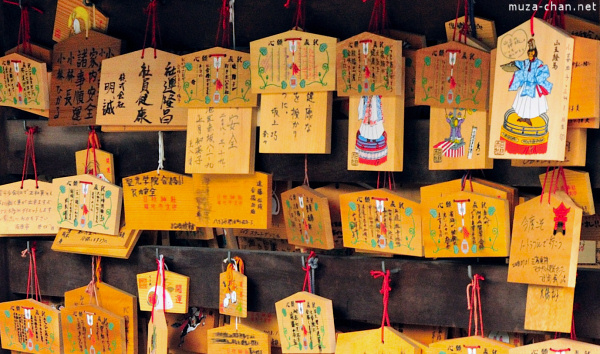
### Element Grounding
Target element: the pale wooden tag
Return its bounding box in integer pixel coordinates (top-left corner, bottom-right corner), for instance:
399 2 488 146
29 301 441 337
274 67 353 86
207 323 271 354
240 312 281 347
568 36 600 121
445 17 497 49
194 172 272 229
281 185 335 250
53 174 122 235
137 270 189 314
5 43 53 67
423 190 510 258
147 310 168 354
429 107 493 170
509 338 600 353
507 191 582 287
0 53 49 111
524 285 574 333
123 170 197 231
75 148 116 183
396 325 447 345
0 299 62 354
250 30 337 94
178 47 257 108
415 42 490 111
347 95 404 171
336 326 421 354
259 91 332 154
428 336 514 354
337 32 402 96
61 304 126 354
49 31 121 126
578 240 596 264
96 49 187 130
185 107 257 174
538 168 595 215
219 269 248 318
511 127 587 167
52 0 109 42
52 227 141 259
0 180 56 236
489 18 573 160
64 282 138 354
275 291 336 353
340 188 423 256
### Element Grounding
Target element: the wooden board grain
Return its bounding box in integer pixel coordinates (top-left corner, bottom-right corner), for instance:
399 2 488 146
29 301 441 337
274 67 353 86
275 291 335 353
137 270 189 314
510 127 587 167
75 148 116 183
49 31 121 126
509 338 600 353
61 304 126 354
415 42 490 111
508 191 582 287
427 336 513 354
568 36 600 121
337 32 402 97
0 180 56 236
52 0 109 42
185 107 257 174
194 172 272 229
147 309 169 354
123 170 197 231
336 326 422 354
445 17 497 49
524 285 574 333
96 49 187 130
489 18 574 160
259 91 332 154
207 323 271 354
429 107 493 170
250 30 337 94
178 47 257 108
538 168 595 215
241 312 281 348
5 44 53 67
564 14 600 40
0 53 49 111
52 226 141 259
348 95 404 171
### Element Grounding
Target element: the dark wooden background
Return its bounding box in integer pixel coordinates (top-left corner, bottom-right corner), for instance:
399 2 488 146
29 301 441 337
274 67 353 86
1 1 600 352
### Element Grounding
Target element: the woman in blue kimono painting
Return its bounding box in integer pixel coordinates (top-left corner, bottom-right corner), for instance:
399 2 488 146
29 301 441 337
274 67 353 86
502 38 553 126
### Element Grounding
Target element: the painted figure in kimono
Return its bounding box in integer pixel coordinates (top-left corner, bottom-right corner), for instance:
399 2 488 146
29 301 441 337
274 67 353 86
433 108 467 158
499 38 552 154
355 95 388 166
68 6 91 35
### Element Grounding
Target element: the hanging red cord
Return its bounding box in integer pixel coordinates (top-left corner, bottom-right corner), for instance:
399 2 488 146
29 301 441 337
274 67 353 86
84 127 101 177
530 0 547 36
151 255 167 323
24 243 42 302
3 1 43 56
302 251 316 293
216 0 232 48
284 0 305 30
363 0 388 34
141 0 159 59
21 126 39 189
466 274 484 336
371 269 391 343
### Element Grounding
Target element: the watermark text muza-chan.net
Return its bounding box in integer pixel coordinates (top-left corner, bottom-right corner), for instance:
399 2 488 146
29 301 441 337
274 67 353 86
509 3 597 11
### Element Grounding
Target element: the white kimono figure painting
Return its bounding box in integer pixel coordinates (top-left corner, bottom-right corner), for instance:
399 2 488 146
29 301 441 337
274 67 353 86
355 95 388 166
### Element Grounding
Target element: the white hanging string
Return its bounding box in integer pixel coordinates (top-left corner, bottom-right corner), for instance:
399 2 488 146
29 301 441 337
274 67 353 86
229 0 236 50
157 131 165 174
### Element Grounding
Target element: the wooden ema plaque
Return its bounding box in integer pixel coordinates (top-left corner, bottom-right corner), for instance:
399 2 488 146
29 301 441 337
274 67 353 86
429 107 493 170
445 17 497 49
511 127 587 167
194 172 272 229
52 226 141 259
96 49 187 130
539 169 595 216
427 336 513 354
53 174 122 235
185 107 257 174
147 310 168 354
75 148 116 183
524 285 574 333
275 291 336 353
0 180 56 236
421 179 515 212
207 323 270 354
347 95 404 171
511 338 600 354
53 0 109 42
250 30 337 94
507 191 582 287
340 188 423 257
336 326 422 354
123 170 197 231
489 18 573 160
336 32 402 96
178 47 257 108
219 269 248 318
259 91 332 154
281 185 335 250
423 190 510 258
568 36 600 121
49 31 121 126
0 53 49 111
61 304 126 354
316 183 366 249
6 44 53 67
0 299 62 353
65 282 138 354
415 42 490 111
137 270 189 314
241 312 281 347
